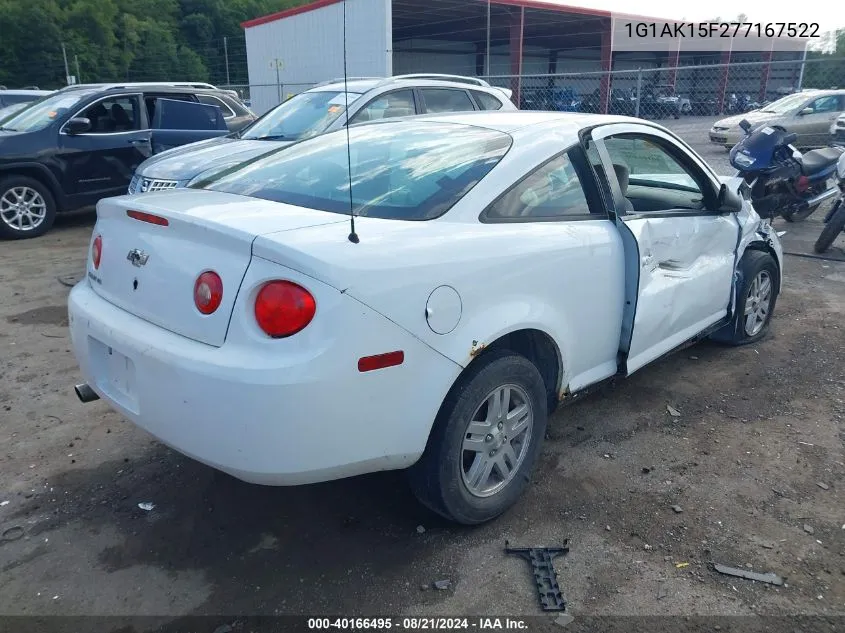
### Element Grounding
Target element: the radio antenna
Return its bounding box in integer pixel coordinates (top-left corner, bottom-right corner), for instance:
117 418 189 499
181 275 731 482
342 0 359 243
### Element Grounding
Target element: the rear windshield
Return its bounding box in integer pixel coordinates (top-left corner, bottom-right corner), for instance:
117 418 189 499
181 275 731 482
198 121 512 220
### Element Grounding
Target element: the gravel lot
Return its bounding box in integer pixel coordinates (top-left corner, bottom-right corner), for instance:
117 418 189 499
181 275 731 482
1 117 845 631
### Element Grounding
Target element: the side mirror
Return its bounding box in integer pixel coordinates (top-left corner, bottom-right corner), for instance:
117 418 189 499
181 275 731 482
65 117 91 135
717 183 743 213
799 107 813 116
739 119 752 132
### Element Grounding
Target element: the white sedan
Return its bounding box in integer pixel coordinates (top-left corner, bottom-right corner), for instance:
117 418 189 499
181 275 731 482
69 111 783 525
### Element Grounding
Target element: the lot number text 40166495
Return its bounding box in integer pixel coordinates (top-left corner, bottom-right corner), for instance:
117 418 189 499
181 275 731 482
306 617 530 630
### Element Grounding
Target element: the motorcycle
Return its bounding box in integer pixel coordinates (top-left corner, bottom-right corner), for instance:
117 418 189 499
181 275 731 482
813 153 845 253
729 119 844 222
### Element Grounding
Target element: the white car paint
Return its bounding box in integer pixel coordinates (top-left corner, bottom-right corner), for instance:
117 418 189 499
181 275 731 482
68 111 783 487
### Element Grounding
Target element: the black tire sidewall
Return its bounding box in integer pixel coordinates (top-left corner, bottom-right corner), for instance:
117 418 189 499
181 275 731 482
814 204 845 253
731 251 780 345
0 175 57 240
410 350 548 525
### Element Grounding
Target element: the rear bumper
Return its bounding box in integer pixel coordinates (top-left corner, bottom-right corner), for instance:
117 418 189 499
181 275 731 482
68 279 461 485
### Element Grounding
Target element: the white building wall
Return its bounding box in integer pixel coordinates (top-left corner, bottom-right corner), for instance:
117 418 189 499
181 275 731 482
244 0 391 114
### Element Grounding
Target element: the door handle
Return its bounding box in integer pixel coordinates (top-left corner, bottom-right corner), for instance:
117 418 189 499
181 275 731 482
128 138 150 145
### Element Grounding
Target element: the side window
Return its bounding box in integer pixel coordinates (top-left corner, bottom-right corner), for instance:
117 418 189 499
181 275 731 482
602 135 706 213
196 95 235 118
144 93 195 124
78 96 140 133
471 91 504 111
349 90 416 124
421 89 475 113
807 96 839 114
485 150 593 220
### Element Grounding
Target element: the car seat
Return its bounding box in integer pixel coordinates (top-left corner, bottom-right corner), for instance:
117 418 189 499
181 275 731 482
111 103 132 131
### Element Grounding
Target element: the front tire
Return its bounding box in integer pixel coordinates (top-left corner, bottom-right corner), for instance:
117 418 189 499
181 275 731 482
0 175 56 239
408 350 548 525
711 250 779 346
814 201 845 253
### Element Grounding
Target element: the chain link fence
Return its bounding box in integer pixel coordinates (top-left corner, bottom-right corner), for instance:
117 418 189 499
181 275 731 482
215 57 843 120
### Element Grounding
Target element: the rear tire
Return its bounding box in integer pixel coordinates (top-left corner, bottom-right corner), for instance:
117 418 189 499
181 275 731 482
711 250 779 346
408 349 548 525
814 202 845 253
0 175 56 240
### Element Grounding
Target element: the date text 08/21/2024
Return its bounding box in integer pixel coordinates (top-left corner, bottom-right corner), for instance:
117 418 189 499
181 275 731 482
306 617 530 630
623 21 821 39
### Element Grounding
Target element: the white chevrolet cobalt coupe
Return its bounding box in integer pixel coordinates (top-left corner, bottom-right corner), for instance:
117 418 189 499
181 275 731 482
69 112 783 525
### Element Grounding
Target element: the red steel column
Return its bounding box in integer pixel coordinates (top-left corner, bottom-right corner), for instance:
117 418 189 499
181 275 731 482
599 19 612 114
759 46 773 102
716 47 732 114
510 7 525 106
667 42 680 89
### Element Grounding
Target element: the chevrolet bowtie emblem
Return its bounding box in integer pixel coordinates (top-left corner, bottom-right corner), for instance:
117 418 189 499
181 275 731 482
126 249 149 267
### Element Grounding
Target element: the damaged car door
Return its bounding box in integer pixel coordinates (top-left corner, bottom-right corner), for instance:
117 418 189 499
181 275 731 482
587 123 740 374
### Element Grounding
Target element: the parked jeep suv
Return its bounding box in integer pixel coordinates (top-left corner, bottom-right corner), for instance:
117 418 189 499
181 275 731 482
0 83 255 239
128 74 515 194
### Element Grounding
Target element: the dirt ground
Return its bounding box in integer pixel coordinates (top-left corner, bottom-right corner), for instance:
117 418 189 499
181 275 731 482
2 133 845 631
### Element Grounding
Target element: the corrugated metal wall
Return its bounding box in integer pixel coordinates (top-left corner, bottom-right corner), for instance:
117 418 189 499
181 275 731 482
244 0 391 114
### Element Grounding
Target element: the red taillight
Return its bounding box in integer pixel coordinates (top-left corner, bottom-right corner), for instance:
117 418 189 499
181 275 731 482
92 235 102 270
127 210 169 226
194 271 223 315
254 281 316 338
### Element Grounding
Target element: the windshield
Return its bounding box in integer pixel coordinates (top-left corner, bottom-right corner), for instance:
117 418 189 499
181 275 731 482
198 121 512 220
240 90 362 141
0 90 93 132
760 93 811 114
0 103 28 123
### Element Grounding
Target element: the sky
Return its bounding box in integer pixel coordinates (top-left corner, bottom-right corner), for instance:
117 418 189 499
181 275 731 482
547 0 845 34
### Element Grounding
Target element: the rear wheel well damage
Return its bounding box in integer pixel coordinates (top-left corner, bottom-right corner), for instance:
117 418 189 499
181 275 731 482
468 329 562 414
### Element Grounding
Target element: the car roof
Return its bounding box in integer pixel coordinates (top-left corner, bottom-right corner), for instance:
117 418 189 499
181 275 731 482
0 89 52 96
376 110 642 136
55 83 231 97
309 77 508 96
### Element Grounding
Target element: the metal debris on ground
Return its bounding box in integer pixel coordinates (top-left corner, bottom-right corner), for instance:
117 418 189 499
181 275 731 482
713 563 784 586
657 580 668 599
433 579 451 590
804 524 814 535
554 614 574 627
416 525 426 534
137 502 155 512
0 500 9 507
505 539 569 612
817 482 829 490
671 505 683 514
667 405 681 417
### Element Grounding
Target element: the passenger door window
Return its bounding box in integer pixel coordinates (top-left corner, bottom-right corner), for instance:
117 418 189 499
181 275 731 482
485 150 595 220
349 90 416 124
77 96 141 133
805 96 839 114
420 89 476 113
602 135 708 213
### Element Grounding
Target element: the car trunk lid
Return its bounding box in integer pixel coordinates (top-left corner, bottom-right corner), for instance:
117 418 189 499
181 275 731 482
88 190 346 347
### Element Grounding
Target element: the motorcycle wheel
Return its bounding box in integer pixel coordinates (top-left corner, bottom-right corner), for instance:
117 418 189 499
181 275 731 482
814 200 845 253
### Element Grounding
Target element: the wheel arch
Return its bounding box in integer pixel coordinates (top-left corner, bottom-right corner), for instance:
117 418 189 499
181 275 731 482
454 327 564 416
0 163 65 211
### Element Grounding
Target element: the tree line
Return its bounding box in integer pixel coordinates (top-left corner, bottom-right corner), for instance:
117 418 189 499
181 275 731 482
0 0 303 89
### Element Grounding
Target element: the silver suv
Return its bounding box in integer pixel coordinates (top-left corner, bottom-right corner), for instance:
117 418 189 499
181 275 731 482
128 74 515 194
